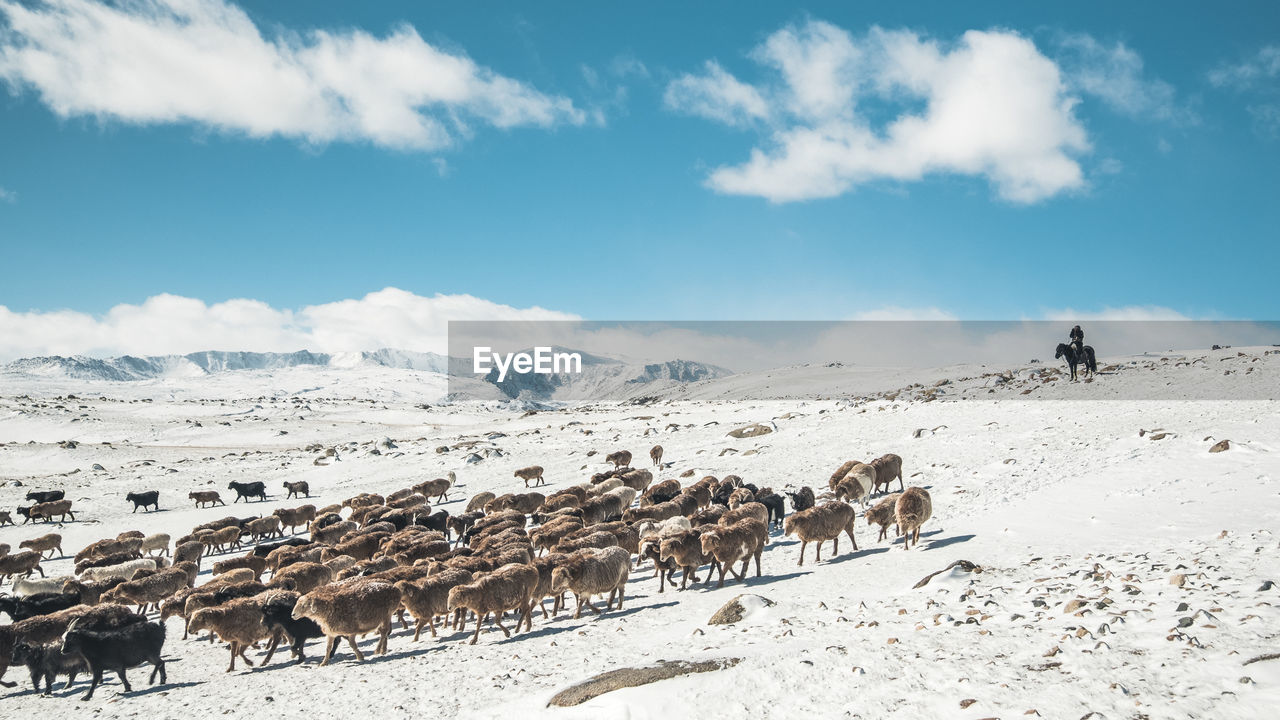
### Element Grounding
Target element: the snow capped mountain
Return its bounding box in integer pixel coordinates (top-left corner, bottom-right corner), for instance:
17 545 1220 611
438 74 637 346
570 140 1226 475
1 349 449 381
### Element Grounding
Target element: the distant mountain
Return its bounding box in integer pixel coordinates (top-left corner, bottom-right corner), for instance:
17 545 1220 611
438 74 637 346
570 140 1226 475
2 349 449 381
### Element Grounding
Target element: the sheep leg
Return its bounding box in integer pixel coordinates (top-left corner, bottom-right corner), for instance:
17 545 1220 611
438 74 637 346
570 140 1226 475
150 657 166 685
754 550 762 577
396 608 410 630
263 632 282 664
227 642 239 672
345 635 365 661
117 667 132 692
737 558 749 581
797 540 807 566
537 597 549 619
521 600 533 632
615 585 625 611
377 620 390 655
716 562 728 588
469 615 483 645
239 644 255 668
320 636 338 666
80 668 103 700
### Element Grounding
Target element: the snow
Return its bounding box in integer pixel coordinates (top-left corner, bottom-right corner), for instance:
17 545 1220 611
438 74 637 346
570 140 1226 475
0 346 1278 717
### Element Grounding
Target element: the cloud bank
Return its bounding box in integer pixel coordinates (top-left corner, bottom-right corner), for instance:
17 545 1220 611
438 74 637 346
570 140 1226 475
665 22 1183 204
0 0 584 151
0 288 579 361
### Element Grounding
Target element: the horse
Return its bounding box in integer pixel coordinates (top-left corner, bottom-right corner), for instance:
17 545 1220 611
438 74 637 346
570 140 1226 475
1056 343 1097 380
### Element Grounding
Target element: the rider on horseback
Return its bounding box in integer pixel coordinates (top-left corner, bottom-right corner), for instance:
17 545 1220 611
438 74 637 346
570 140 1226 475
1069 325 1084 354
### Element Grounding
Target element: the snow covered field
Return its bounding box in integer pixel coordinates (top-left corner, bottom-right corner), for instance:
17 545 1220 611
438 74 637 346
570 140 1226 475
1 347 1278 718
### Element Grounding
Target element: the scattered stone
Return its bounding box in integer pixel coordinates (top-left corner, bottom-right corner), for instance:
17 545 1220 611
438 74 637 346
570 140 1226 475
727 423 772 439
960 699 977 709
708 594 775 625
546 659 741 707
1209 439 1231 453
1169 573 1187 587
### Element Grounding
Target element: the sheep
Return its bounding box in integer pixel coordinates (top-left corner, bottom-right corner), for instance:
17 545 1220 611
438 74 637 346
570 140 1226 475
641 478 681 506
207 525 245 553
0 604 143 689
118 529 144 541
894 487 933 551
24 499 76 523
620 469 654 493
550 547 631 618
690 505 727 525
79 558 158 583
465 492 496 514
292 578 401 664
0 592 81 622
59 617 167 700
635 515 693 543
784 486 816 512
591 478 625 497
485 492 545 515
784 501 858 565
727 488 755 509
388 493 428 511
188 597 271 672
100 567 190 613
395 568 475 640
19 533 62 559
865 493 901 542
62 577 125 605
700 518 767 587
754 488 786 528
25 489 65 504
76 549 145 574
178 581 268 641
228 480 268 503
213 554 269 582
720 502 769 527
312 520 357 545
623 494 697 524
538 493 583 517
258 590 324 665
605 450 633 469
531 518 585 554
141 533 171 557
871 453 905 495
246 516 283 543
11 640 88 694
272 504 316 535
659 529 718 590
125 490 160 513
13 574 74 598
0 550 44 583
827 460 859 490
189 490 226 508
637 537 679 592
447 563 538 644
344 493 384 510
650 445 664 468
554 530 619 554
270 561 334 594
514 465 546 488
76 536 145 564
173 540 205 568
283 480 310 499
834 463 875 507
604 485 638 509
681 483 712 510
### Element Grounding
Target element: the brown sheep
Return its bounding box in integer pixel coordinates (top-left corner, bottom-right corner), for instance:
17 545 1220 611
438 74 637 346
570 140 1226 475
784 501 858 565
213 554 269 582
189 490 226 508
465 492 496 513
700 518 767 587
605 450 632 469
245 516 283 543
189 597 271 672
682 483 712 510
208 525 244 553
0 550 44 582
19 533 62 559
580 494 627 525
26 499 76 523
391 540 452 566
720 502 768 527
727 488 755 508
659 529 718 590
414 472 455 502
447 563 538 644
282 480 310 499
553 530 619 554
620 468 654 493
172 540 205 569
141 533 170 557
649 445 663 468
690 505 727 525
514 465 546 488
538 493 582 515
343 493 385 510
395 568 474 640
292 579 400 664
894 487 932 551
269 561 333 594
485 492 545 515
388 493 428 511
640 478 680 506
0 511 12 526
99 567 189 613
865 493 901 542
827 460 859 490
274 505 317 534
531 518 584 554
312 520 357 545
871 453 905 494
62 577 127 605
550 547 631 618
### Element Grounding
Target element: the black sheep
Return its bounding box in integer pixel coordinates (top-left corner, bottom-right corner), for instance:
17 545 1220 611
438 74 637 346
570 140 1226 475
415 509 450 535
227 480 267 503
784 486 816 512
250 537 311 558
0 591 82 622
125 490 160 513
755 490 786 529
24 490 65 504
259 593 323 664
59 619 167 700
12 641 87 694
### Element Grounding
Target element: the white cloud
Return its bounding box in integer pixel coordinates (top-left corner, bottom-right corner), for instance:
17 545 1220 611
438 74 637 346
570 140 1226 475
666 22 1092 203
0 0 584 151
1040 305 1192 321
0 186 14 202
0 288 578 361
848 306 958 321
1208 46 1280 89
1054 34 1191 124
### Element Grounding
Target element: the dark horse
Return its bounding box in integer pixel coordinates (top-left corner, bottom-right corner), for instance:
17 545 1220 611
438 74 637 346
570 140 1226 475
1055 343 1097 380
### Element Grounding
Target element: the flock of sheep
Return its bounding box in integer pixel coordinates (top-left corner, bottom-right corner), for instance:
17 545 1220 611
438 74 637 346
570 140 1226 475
0 443 934 700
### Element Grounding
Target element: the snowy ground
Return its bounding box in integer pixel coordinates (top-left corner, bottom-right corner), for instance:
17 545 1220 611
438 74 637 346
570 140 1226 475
1 347 1278 718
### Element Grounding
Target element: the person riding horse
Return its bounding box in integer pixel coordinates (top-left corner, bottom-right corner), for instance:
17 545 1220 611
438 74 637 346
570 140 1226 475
1069 325 1084 353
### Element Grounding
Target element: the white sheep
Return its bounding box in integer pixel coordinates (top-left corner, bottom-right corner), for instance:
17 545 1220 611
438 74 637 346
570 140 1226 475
13 574 75 598
141 533 171 557
79 558 158 583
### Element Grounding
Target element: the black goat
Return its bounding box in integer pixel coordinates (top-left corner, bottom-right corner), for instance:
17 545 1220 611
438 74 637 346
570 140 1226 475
249 537 311 558
0 592 81 622
12 641 87 694
60 619 167 700
24 490 65 504
227 481 267 503
784 486 816 512
259 593 324 664
415 510 450 535
755 490 786 529
125 490 160 513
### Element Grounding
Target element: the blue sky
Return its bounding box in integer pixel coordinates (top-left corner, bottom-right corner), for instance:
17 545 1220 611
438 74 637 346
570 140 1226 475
1 1 1278 357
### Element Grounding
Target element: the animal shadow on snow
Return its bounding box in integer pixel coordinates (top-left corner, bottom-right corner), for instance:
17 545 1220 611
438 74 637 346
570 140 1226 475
921 532 975 551
820 546 891 565
510 600 680 643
